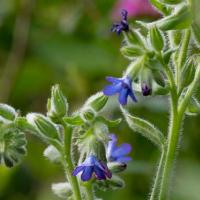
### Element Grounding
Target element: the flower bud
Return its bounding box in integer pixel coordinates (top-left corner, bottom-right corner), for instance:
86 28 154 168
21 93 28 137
150 26 164 52
0 104 16 122
44 145 61 163
26 113 59 139
107 162 127 173
180 60 195 88
140 68 152 96
47 84 68 120
84 92 108 113
141 83 152 96
52 182 72 199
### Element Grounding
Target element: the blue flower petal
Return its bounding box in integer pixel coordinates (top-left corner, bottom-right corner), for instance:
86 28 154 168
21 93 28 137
118 88 129 105
103 83 122 96
128 89 137 102
94 166 106 180
112 143 132 157
81 166 93 181
106 77 121 84
106 134 117 159
72 166 84 176
117 156 132 163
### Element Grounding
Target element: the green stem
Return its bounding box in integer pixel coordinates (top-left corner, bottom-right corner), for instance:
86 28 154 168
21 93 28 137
158 65 200 200
159 98 182 200
149 147 166 200
62 122 82 200
176 30 191 92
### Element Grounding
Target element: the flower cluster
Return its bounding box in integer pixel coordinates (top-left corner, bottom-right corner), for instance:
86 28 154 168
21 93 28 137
72 134 131 182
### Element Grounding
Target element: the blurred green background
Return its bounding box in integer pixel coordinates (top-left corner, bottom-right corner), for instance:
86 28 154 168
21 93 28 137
0 0 200 200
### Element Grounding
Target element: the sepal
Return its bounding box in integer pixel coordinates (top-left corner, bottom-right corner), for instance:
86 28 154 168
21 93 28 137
83 93 108 113
120 45 145 60
94 175 125 191
149 26 165 52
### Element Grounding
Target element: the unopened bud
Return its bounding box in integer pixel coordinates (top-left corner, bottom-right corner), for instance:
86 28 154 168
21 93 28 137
0 104 16 122
47 84 68 119
26 113 59 139
150 26 164 52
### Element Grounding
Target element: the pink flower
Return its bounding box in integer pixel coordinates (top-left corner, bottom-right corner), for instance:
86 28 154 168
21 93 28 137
111 0 161 20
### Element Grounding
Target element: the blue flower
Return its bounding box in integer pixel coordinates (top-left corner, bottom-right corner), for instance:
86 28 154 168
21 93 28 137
111 9 129 35
106 134 132 163
72 155 112 182
141 83 152 96
103 76 137 105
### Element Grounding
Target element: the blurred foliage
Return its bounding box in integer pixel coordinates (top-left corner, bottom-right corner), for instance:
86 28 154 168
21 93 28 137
0 0 200 200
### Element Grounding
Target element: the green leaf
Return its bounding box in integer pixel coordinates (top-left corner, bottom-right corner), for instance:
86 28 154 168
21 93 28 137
95 116 122 128
155 5 192 31
121 108 165 149
150 0 171 15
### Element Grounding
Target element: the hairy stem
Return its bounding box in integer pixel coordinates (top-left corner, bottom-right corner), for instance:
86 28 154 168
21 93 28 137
62 123 82 200
158 65 200 200
158 97 182 200
149 147 166 200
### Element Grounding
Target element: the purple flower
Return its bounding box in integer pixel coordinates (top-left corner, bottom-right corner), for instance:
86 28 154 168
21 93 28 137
141 83 152 96
72 155 112 182
111 9 129 35
107 134 132 163
103 76 137 105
